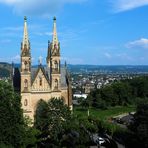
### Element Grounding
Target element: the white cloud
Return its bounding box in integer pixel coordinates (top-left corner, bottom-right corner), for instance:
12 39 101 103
1 26 23 31
34 32 52 36
0 0 19 4
0 0 87 16
58 29 83 48
0 54 20 63
111 0 148 12
116 53 134 61
11 54 20 61
126 38 148 49
0 24 48 39
61 56 84 64
0 26 23 38
104 52 112 58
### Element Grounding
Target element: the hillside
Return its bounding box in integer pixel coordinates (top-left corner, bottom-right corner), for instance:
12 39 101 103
0 62 12 78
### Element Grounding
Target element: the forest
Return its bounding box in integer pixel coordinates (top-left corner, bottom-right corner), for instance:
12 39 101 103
84 76 148 109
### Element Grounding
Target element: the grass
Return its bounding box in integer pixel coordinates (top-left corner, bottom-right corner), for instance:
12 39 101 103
73 105 136 120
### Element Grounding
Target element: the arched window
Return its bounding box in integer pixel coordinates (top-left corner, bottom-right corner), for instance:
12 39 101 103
39 78 42 86
24 99 28 106
54 61 58 69
24 61 27 70
55 79 58 89
24 79 28 88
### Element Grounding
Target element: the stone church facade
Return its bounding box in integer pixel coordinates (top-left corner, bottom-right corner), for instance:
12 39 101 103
15 16 72 120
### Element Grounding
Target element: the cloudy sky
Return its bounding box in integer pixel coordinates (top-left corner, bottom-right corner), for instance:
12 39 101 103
0 0 148 65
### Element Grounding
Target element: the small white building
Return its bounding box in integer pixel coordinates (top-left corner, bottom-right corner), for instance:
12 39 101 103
73 93 88 99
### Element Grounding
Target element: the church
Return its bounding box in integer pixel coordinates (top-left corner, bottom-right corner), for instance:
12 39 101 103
13 16 72 120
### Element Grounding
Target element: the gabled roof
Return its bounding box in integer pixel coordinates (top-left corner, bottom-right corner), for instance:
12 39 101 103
31 65 50 86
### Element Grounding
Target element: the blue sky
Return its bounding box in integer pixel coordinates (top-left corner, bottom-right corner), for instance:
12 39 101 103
0 0 148 65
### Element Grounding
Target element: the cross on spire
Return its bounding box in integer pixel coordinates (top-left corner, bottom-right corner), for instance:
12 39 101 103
38 56 43 65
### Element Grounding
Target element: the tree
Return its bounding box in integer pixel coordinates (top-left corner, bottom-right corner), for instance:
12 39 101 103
34 98 72 147
101 85 116 106
128 102 148 148
130 76 148 98
112 82 131 106
0 81 25 147
23 117 40 147
87 76 148 108
0 81 39 147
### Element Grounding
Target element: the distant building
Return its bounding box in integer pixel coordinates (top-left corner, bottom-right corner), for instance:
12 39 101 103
84 83 95 94
13 17 72 121
73 93 87 99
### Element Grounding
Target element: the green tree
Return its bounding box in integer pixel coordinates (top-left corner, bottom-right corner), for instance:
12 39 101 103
35 98 72 147
130 76 148 98
112 82 131 106
128 102 148 148
0 81 39 147
101 85 117 106
0 81 25 147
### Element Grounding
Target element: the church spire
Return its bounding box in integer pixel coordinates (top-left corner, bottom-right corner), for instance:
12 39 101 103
22 16 29 49
52 16 58 48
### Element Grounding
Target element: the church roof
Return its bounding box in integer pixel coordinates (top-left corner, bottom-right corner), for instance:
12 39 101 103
61 67 67 88
30 66 68 88
31 66 50 84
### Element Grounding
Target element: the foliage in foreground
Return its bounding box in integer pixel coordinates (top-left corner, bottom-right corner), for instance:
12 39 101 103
0 79 148 148
126 102 148 148
35 98 93 147
0 81 39 147
34 98 72 147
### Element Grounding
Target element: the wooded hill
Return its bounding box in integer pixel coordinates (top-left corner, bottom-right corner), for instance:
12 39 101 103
87 76 148 109
0 62 12 78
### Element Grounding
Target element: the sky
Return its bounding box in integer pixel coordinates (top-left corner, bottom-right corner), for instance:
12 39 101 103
0 0 148 65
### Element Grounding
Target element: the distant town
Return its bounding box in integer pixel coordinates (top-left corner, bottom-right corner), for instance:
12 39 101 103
67 65 148 100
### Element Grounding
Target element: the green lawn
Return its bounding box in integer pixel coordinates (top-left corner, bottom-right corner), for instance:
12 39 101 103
73 106 136 120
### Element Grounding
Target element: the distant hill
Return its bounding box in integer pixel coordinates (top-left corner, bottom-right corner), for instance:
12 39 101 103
68 65 148 74
0 62 12 78
1 62 148 78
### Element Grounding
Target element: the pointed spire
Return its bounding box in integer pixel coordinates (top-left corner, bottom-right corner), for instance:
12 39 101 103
52 16 58 48
23 16 29 49
65 61 67 68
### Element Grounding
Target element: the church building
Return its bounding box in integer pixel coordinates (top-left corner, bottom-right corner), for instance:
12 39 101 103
14 16 72 120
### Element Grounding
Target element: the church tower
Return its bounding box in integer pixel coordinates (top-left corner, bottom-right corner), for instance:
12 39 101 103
14 16 72 121
20 17 32 118
47 17 61 91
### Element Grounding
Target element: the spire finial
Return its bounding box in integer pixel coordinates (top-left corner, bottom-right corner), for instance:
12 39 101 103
65 61 67 68
53 16 56 21
24 16 27 21
52 16 58 48
22 16 29 50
